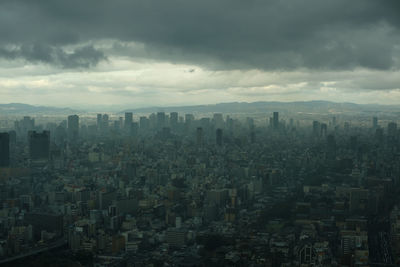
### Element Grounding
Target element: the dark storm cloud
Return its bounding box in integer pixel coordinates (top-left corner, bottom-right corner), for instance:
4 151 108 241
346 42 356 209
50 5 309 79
0 0 399 70
0 44 106 68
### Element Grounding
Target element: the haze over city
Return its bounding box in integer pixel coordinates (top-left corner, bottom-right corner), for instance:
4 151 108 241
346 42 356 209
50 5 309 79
1 1 400 267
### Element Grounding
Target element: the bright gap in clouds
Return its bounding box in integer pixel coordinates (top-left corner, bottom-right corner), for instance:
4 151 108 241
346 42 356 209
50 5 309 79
1 57 400 109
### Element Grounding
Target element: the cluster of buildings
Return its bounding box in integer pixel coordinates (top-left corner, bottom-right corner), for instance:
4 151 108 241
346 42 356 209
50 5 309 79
0 111 400 266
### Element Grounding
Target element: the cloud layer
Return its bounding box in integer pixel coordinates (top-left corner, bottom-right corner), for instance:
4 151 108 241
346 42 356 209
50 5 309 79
0 0 399 70
0 1 399 107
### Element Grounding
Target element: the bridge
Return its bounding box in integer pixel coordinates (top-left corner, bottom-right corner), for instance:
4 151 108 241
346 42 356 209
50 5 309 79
0 239 67 265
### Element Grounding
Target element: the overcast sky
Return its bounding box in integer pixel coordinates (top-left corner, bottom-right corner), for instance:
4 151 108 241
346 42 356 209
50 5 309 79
1 0 400 109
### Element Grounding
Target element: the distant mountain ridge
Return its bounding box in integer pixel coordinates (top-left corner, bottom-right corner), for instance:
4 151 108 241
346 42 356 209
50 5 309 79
1 101 400 116
0 103 78 115
121 101 400 115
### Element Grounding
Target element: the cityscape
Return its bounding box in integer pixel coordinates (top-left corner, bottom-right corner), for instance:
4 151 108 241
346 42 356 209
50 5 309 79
1 0 400 266
0 102 400 266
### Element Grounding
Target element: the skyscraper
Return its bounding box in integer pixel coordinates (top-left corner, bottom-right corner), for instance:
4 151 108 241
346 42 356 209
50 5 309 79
313 121 321 137
372 117 378 129
28 131 50 160
320 123 327 137
102 114 109 133
213 113 224 129
139 116 149 131
157 112 166 129
273 112 279 129
170 112 178 129
97 114 102 131
0 133 10 167
125 112 133 133
67 115 79 141
184 114 194 131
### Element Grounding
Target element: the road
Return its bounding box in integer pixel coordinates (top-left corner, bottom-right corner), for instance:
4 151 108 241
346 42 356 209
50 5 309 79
0 239 67 265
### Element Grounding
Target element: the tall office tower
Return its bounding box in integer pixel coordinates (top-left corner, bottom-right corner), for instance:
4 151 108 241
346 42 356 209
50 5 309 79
326 134 336 160
23 116 35 131
320 123 327 137
67 115 79 141
185 114 194 131
332 116 337 126
216 128 223 146
28 131 50 160
372 117 378 129
213 113 224 129
97 114 102 131
170 112 178 129
273 112 279 129
196 127 203 145
157 112 166 129
102 114 109 133
313 121 321 137
124 112 133 133
147 113 155 129
139 116 149 131
0 133 10 167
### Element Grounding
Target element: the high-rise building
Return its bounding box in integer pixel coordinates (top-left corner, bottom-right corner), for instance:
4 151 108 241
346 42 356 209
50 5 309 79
0 133 10 167
139 116 149 131
372 117 378 129
28 131 50 160
313 121 321 137
67 115 79 141
97 114 102 130
125 112 133 133
170 112 178 129
320 123 327 137
157 112 166 129
102 114 109 133
184 114 194 131
213 113 224 129
216 128 223 146
273 112 279 129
